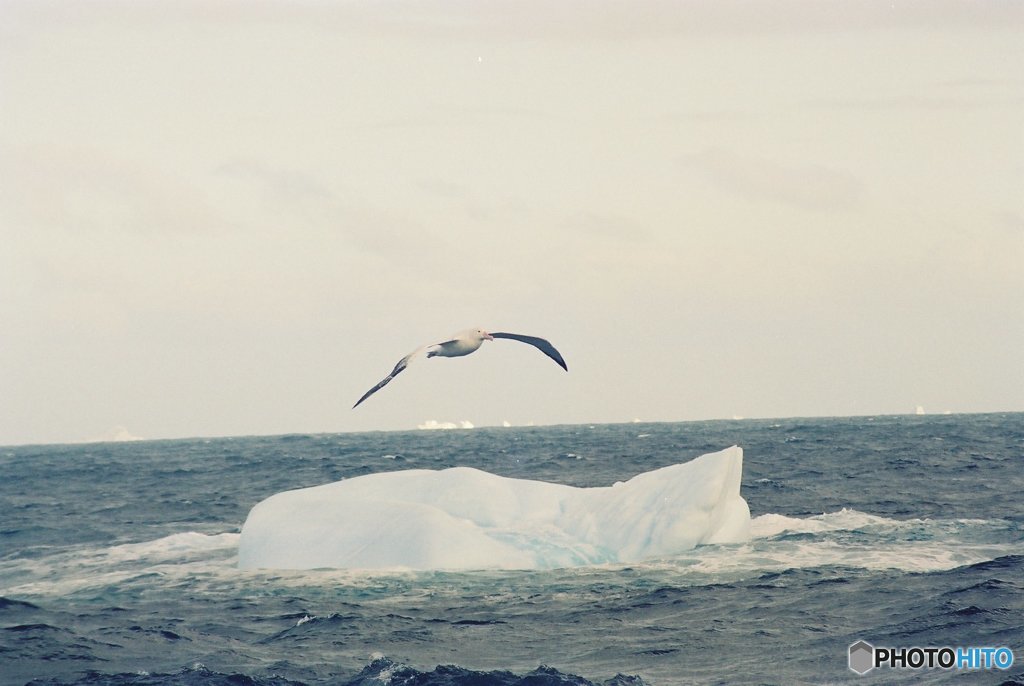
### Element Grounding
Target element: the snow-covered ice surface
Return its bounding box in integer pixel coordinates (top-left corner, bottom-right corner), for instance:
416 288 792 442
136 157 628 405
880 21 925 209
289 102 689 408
239 446 749 570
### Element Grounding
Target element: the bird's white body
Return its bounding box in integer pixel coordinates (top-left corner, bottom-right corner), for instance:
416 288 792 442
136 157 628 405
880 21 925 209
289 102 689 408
427 329 492 358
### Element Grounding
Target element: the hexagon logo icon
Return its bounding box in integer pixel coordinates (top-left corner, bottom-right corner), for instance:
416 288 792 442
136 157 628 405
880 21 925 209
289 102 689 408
849 640 875 674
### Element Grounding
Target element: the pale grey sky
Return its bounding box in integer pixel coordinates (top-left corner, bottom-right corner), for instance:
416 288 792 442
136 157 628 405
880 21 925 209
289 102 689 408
2 1 1022 445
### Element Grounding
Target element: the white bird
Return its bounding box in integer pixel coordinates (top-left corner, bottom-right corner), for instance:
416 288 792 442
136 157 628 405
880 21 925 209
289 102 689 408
353 328 568 408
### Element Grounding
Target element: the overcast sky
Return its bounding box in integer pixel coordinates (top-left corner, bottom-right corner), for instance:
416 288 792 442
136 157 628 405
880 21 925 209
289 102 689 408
2 1 1022 445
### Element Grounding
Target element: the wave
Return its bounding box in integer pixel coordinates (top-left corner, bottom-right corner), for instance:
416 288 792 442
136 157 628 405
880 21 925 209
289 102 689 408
34 657 648 685
103 532 240 562
751 508 1004 538
1 511 1018 602
0 532 240 599
684 509 1019 576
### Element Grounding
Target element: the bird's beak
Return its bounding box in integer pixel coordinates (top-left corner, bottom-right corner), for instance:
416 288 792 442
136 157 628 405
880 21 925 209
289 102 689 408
483 332 494 340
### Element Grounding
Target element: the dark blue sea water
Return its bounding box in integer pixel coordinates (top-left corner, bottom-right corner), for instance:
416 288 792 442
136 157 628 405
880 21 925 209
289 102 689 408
1 414 1022 685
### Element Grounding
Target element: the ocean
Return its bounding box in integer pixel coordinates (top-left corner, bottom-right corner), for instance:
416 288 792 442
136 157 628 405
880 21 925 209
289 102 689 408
1 414 1022 685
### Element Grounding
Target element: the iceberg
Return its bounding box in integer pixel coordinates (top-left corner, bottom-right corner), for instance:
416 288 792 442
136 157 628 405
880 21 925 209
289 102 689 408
238 446 749 571
84 426 145 443
417 419 475 430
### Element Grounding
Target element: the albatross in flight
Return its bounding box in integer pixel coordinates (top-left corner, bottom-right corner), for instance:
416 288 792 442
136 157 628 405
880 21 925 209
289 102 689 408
353 328 567 408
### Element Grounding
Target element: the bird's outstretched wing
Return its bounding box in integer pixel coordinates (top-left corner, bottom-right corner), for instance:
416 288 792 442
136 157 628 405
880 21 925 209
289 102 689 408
490 332 568 371
353 347 424 408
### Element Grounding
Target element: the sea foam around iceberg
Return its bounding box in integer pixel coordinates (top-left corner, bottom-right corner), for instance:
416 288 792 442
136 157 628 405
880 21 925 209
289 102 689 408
238 446 750 570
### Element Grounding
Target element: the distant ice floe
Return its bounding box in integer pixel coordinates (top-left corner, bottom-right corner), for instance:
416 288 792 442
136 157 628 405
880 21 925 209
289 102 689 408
417 419 475 430
238 446 750 571
83 426 145 443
